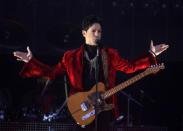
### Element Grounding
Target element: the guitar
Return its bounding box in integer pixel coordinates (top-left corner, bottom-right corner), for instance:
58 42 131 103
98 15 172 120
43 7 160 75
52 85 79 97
67 64 165 127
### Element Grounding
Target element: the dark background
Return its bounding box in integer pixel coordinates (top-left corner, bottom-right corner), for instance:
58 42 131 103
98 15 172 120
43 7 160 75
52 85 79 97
0 0 183 130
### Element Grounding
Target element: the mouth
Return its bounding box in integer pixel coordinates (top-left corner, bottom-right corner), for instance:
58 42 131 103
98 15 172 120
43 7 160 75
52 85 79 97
94 38 100 42
94 38 101 44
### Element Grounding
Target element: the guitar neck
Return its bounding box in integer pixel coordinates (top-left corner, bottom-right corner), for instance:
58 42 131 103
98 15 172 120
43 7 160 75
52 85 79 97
103 70 150 99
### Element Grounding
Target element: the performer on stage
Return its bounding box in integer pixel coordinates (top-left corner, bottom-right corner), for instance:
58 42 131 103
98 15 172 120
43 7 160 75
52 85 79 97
13 15 169 129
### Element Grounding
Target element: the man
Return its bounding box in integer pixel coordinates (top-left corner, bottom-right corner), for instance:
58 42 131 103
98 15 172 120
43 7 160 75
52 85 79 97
13 15 169 129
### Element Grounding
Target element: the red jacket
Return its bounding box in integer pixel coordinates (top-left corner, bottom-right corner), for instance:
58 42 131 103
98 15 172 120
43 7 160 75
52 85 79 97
20 45 157 119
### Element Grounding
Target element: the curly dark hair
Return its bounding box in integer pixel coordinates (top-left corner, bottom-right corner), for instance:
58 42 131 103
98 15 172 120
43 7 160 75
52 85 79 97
81 15 103 31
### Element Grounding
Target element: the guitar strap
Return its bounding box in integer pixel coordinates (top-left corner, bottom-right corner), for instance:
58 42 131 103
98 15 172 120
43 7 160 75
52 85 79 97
101 51 108 87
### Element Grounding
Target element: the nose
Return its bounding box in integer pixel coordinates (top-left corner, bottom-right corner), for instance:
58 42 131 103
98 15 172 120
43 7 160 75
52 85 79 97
95 31 100 37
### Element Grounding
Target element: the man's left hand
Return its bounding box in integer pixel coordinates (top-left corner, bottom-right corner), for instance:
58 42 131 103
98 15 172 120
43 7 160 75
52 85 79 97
150 40 169 56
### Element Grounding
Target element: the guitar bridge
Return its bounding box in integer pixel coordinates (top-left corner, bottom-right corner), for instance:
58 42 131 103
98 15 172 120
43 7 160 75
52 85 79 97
80 101 90 111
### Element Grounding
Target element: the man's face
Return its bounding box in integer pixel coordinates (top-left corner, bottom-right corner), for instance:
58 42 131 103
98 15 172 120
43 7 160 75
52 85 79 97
82 23 102 46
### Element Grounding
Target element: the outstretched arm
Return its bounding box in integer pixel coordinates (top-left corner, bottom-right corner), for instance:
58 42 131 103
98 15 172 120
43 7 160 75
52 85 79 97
112 40 169 73
13 46 66 79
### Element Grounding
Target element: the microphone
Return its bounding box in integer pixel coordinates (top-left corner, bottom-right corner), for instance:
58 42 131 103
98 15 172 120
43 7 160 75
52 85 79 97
95 38 101 46
95 39 101 56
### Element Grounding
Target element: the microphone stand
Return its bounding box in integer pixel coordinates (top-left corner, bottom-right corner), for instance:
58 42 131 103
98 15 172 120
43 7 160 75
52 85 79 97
94 45 100 131
119 91 144 127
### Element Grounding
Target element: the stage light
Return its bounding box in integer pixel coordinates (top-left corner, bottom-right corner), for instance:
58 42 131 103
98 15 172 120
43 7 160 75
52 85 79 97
162 3 166 8
144 3 149 8
112 1 117 7
130 2 134 7
175 4 180 8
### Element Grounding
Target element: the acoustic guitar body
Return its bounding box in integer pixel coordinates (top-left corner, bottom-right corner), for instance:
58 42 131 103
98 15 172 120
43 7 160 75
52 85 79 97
67 82 108 126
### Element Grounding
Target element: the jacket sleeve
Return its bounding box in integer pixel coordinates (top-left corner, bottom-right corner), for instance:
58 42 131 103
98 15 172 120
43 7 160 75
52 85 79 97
19 54 67 80
111 50 157 73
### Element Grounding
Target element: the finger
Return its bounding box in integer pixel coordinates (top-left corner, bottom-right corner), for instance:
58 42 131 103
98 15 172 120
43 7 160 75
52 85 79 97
150 40 154 48
160 44 169 48
17 58 22 61
27 46 31 53
161 48 168 53
163 44 169 48
163 46 169 50
13 52 21 57
27 53 32 59
15 55 23 59
27 52 32 58
13 51 16 56
14 51 24 55
160 46 169 52
13 52 24 58
13 51 20 55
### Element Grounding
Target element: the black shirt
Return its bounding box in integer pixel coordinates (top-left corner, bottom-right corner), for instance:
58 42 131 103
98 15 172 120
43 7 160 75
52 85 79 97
82 44 104 91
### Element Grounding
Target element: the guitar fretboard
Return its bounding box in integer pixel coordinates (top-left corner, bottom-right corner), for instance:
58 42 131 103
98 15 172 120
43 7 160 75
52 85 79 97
103 70 150 99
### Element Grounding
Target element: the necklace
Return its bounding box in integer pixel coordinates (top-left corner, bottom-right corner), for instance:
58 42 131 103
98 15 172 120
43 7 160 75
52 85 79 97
84 50 97 75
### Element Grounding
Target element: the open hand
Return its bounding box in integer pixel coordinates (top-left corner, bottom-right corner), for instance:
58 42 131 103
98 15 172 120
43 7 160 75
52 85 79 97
13 46 33 63
150 40 169 56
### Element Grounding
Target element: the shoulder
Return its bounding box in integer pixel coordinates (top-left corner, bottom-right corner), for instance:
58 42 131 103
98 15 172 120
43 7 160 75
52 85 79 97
65 45 83 55
102 46 119 55
63 45 84 59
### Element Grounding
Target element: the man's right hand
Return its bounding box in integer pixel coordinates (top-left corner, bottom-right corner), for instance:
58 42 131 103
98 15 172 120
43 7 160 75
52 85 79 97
13 46 33 63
